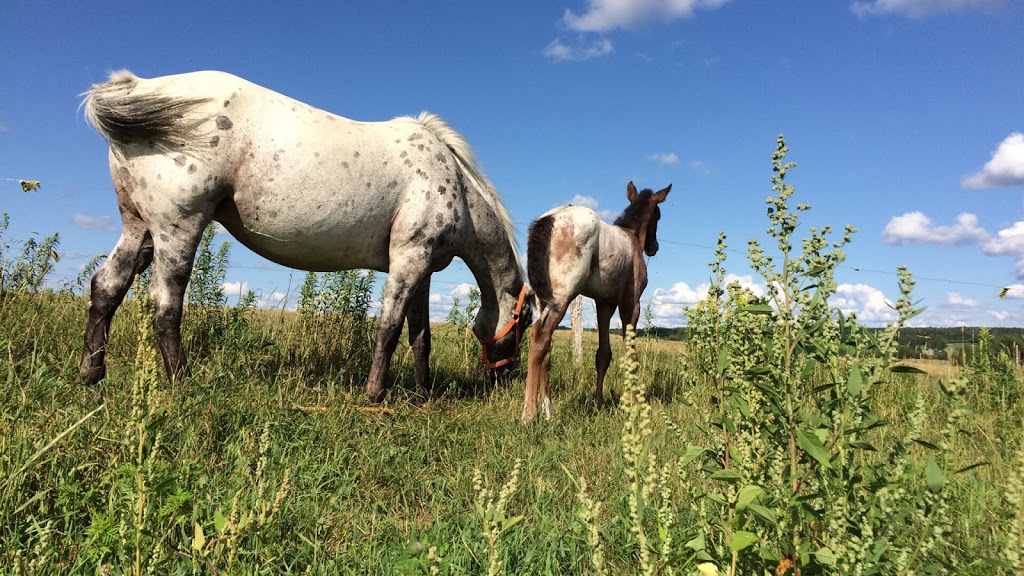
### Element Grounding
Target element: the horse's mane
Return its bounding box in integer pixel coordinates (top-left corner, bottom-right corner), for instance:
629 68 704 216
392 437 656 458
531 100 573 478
410 112 521 268
613 188 655 233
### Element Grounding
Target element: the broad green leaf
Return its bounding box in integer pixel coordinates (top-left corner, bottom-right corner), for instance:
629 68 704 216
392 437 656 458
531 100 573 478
214 509 227 534
717 348 731 375
847 365 863 397
677 445 706 468
706 491 728 505
686 533 707 552
739 303 774 315
797 429 831 469
747 504 778 524
729 530 759 552
737 485 764 509
848 440 876 451
193 521 206 552
744 365 773 376
806 264 828 278
814 546 838 566
711 469 743 482
503 515 525 532
913 438 940 451
925 457 944 493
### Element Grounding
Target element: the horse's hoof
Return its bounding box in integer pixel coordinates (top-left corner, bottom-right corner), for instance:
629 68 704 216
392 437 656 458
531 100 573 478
521 405 538 424
542 397 555 420
365 385 386 404
78 365 105 385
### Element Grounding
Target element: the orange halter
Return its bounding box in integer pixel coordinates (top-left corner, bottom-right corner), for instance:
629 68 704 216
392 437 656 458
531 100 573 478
478 284 528 369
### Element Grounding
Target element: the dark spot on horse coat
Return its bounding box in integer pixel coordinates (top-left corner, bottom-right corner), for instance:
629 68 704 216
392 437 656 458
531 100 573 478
210 136 220 147
216 116 233 130
223 100 230 107
435 214 443 227
353 151 360 158
341 161 349 169
188 164 197 174
408 133 423 141
160 233 170 243
174 155 186 167
326 114 336 121
438 185 446 194
268 210 279 218
273 152 280 161
417 144 425 152
435 152 447 164
447 201 453 209
388 180 398 189
404 159 413 167
314 152 320 158
139 177 148 189
400 151 408 158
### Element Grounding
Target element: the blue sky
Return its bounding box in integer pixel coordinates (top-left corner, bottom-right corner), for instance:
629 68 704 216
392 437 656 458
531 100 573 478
2 0 1023 327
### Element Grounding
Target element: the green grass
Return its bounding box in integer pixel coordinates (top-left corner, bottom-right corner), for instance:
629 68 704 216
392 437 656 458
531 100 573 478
1 291 1021 574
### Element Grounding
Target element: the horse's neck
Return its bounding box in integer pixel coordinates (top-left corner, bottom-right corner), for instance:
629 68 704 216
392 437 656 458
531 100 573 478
460 196 522 304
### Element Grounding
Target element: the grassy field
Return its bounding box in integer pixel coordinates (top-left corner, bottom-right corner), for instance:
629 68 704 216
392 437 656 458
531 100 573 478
2 290 1023 575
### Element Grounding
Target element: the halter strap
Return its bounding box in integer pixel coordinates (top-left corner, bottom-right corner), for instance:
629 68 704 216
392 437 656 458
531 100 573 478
478 284 528 369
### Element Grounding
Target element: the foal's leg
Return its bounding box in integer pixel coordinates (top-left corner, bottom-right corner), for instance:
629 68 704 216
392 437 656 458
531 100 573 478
522 300 569 422
366 263 429 402
594 301 616 410
79 214 153 384
148 220 207 382
406 278 432 400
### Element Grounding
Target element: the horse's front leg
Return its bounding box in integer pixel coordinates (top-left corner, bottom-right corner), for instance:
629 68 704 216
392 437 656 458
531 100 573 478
366 266 427 402
594 301 616 410
406 278 432 401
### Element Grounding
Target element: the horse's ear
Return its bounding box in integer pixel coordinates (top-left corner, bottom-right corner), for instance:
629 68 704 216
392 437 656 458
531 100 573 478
653 183 672 203
626 181 638 202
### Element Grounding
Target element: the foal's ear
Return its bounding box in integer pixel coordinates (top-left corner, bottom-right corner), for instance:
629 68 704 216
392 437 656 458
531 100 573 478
653 183 672 203
626 181 638 202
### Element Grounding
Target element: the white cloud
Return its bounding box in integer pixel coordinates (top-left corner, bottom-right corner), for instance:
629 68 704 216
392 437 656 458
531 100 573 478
563 0 729 32
981 222 1024 277
881 212 988 245
544 37 614 61
72 213 118 232
428 282 479 322
646 273 766 327
962 132 1024 189
649 152 679 165
560 195 619 221
222 281 249 296
689 160 715 175
945 292 978 308
851 0 1004 18
833 283 898 323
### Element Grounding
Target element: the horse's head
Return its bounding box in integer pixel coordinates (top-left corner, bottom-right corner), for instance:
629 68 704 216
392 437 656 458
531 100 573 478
475 283 534 370
618 181 671 257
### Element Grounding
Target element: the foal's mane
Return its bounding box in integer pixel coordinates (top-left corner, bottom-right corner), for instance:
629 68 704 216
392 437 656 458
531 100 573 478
409 112 521 268
613 188 655 233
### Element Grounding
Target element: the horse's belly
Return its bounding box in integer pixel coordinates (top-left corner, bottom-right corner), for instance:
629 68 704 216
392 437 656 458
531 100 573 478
214 199 392 272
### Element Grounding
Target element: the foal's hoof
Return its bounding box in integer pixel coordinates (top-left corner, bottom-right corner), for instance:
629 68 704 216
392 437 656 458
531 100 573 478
77 365 105 386
521 404 538 424
365 384 387 404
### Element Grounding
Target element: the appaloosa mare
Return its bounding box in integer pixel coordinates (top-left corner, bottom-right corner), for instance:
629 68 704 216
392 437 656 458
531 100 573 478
522 181 670 422
79 70 532 399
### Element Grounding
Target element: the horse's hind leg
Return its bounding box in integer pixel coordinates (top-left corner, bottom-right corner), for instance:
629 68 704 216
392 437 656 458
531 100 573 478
523 299 569 422
406 278 432 400
147 219 208 382
79 215 153 384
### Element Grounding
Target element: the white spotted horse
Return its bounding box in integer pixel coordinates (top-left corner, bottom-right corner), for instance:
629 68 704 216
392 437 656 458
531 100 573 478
522 181 670 422
79 70 532 400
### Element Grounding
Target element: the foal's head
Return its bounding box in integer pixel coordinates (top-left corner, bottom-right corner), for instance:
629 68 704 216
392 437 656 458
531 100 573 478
614 181 671 257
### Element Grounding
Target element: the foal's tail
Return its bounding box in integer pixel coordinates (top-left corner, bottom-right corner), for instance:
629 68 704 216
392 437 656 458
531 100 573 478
527 215 555 303
81 70 210 148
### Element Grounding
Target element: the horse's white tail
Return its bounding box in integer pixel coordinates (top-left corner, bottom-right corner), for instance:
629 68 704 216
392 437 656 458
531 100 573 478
413 111 521 266
81 70 210 148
